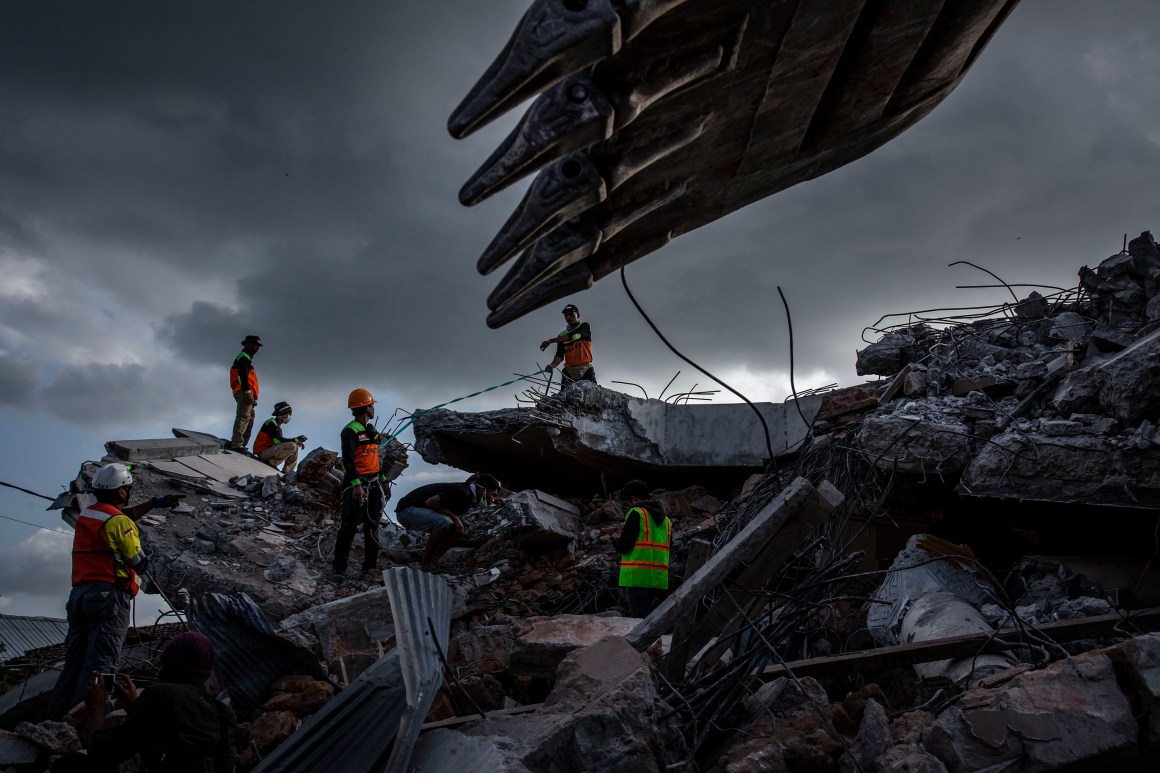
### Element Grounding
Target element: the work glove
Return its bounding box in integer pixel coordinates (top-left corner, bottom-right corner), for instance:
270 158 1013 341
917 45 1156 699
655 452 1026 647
352 485 366 505
543 364 555 373
295 435 307 445
151 495 185 508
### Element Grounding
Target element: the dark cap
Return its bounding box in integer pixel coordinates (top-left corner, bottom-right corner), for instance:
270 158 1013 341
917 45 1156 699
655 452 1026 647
273 401 292 416
241 335 263 347
160 632 215 681
561 304 579 314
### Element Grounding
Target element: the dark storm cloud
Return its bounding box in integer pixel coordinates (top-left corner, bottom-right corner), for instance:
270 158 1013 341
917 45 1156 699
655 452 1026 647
0 353 39 408
2 0 1159 420
40 362 167 425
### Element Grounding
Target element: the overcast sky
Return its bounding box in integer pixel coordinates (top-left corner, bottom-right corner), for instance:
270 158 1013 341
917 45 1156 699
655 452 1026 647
2 1 1159 618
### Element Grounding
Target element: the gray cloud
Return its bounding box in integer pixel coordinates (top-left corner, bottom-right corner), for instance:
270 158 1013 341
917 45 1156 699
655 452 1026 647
40 362 169 426
0 353 39 408
0 0 1158 419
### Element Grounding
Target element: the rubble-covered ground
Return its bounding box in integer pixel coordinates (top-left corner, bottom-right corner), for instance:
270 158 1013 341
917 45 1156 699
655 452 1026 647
4 231 1160 772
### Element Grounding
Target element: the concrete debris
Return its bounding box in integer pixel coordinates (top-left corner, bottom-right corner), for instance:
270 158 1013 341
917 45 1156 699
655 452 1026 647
11 233 1160 771
413 381 820 494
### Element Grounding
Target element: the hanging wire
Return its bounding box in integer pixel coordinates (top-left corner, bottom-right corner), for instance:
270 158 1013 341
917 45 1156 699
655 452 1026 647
620 267 775 463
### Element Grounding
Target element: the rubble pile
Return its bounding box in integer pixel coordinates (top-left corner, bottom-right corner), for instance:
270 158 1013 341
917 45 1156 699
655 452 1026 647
849 230 1160 511
6 232 1160 772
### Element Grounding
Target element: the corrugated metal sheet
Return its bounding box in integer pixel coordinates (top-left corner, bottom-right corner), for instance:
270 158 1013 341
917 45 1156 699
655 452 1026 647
192 593 331 716
253 649 406 772
383 567 452 773
242 569 451 773
0 616 69 661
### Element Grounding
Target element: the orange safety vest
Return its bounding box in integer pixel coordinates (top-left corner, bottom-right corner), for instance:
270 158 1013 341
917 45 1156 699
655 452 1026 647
618 506 671 589
345 420 381 483
72 503 141 597
560 326 593 368
253 417 282 455
229 351 259 398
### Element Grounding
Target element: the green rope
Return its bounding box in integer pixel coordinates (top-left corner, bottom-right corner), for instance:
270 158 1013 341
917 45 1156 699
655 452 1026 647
381 369 549 446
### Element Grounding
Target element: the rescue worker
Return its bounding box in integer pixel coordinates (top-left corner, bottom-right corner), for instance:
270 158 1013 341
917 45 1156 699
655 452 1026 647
253 401 306 473
63 632 234 773
395 473 503 570
228 335 262 450
613 480 671 618
333 388 390 577
47 464 182 720
540 303 596 387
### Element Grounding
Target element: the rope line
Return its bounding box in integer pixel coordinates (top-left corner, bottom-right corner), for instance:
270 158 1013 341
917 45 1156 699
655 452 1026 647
381 370 545 446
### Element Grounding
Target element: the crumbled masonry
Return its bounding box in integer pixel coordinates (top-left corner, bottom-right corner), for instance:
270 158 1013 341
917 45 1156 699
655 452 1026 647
6 231 1160 771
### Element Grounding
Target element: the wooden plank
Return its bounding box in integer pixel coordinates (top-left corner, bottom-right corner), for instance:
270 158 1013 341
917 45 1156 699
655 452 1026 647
760 607 1160 681
626 478 842 652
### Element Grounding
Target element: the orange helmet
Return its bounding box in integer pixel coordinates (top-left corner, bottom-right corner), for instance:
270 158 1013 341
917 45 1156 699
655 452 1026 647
347 388 375 409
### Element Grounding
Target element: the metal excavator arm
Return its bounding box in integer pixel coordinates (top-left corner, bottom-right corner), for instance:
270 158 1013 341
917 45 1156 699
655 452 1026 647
450 0 1021 328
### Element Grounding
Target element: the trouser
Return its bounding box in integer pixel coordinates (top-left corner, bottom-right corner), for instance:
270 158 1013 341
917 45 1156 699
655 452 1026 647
258 442 299 472
624 586 663 618
47 582 131 720
561 364 596 387
334 482 384 572
231 392 255 448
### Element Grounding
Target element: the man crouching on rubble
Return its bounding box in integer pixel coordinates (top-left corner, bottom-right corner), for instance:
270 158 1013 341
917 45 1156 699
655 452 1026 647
395 473 503 570
615 480 672 618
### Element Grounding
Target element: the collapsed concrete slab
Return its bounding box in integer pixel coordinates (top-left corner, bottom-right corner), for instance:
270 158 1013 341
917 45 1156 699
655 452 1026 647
958 431 1160 508
509 615 639 679
413 382 820 495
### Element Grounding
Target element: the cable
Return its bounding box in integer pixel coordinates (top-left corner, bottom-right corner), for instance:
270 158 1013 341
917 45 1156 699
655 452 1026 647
0 513 72 536
620 267 775 462
0 480 56 502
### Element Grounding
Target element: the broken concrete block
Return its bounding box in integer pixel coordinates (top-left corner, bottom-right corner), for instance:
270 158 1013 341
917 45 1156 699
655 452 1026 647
1093 327 1160 424
1014 291 1049 319
0 731 40 769
743 676 828 722
839 699 891 773
1040 419 1083 437
502 490 581 553
106 436 221 461
509 615 639 678
454 624 519 676
857 334 917 377
1046 312 1090 342
926 648 1137 772
1052 365 1101 415
858 414 972 476
1105 633 1160 748
471 635 686 773
959 431 1160 507
247 710 300 755
13 721 78 755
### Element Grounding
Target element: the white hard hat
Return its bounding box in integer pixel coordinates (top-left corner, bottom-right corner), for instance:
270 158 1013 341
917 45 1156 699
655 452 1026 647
92 463 134 490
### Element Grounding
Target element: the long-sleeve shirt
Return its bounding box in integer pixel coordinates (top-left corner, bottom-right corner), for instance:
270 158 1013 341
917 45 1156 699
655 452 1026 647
88 681 234 773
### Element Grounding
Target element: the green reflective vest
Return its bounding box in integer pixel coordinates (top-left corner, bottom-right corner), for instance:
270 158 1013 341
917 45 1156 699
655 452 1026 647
618 506 671 589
